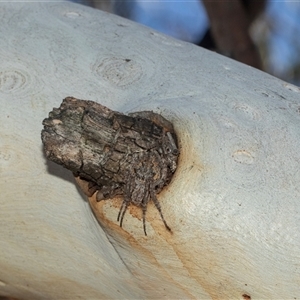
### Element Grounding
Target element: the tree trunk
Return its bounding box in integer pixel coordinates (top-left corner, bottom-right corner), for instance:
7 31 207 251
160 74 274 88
202 0 264 69
1 2 300 299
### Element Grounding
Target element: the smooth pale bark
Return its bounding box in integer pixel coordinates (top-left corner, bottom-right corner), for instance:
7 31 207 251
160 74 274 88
0 2 300 299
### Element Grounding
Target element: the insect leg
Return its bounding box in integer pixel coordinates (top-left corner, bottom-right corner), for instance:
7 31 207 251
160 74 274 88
141 189 150 236
118 200 129 228
149 183 171 232
118 174 132 228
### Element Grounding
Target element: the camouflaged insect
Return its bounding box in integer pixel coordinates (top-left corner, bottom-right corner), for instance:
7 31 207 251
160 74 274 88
42 97 179 235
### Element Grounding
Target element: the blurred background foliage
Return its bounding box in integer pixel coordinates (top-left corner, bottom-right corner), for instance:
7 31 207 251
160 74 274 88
71 0 300 86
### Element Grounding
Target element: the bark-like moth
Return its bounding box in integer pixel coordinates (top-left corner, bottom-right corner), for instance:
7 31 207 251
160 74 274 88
41 97 179 235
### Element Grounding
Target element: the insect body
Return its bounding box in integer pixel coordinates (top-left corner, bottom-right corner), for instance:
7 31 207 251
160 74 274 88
42 97 179 235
